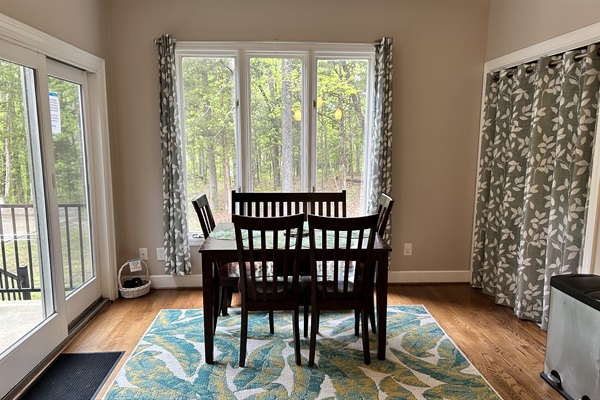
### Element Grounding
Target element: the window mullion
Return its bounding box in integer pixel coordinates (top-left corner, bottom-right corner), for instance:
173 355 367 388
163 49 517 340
238 50 251 192
305 50 316 192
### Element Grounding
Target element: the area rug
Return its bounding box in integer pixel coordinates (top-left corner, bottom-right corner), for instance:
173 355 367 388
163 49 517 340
21 351 123 400
104 306 501 399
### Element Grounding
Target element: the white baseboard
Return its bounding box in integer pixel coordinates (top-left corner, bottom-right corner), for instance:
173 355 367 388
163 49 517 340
148 270 470 289
149 274 203 288
388 270 470 283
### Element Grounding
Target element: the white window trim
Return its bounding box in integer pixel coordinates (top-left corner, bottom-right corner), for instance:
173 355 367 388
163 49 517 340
176 41 375 245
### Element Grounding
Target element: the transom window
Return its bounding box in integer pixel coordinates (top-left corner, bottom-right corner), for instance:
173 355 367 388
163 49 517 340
175 42 375 235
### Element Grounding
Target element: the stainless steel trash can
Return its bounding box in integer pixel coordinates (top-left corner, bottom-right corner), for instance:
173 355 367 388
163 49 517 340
541 274 600 400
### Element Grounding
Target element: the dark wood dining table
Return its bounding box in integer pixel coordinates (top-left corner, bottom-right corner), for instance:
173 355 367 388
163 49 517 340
198 222 392 364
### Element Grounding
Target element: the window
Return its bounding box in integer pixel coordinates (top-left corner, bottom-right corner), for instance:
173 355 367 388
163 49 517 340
176 43 374 237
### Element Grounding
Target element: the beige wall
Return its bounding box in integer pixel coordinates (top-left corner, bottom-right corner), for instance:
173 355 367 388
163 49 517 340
0 0 108 59
106 0 490 280
1 0 599 283
487 0 600 60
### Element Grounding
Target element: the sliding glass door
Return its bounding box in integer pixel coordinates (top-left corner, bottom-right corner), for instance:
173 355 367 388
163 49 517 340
0 44 102 399
47 61 99 325
0 42 67 397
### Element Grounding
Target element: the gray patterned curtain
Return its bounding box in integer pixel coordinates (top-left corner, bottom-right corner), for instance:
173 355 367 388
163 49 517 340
471 43 600 328
156 34 192 275
366 37 393 238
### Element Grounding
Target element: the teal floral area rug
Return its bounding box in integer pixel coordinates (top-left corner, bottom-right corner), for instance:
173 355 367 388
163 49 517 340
104 306 501 399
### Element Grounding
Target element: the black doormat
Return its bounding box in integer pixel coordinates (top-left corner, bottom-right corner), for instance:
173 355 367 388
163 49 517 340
20 351 124 400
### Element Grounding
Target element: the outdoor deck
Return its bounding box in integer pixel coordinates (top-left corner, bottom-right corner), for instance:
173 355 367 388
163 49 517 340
0 202 90 355
0 300 43 353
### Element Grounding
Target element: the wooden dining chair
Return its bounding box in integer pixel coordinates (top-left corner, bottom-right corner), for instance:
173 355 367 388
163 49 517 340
231 190 346 220
357 192 395 336
231 190 347 336
306 213 378 366
233 213 305 367
191 194 239 326
376 192 394 238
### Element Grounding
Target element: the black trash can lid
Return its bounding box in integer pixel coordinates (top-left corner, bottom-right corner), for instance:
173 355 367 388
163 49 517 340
551 274 600 312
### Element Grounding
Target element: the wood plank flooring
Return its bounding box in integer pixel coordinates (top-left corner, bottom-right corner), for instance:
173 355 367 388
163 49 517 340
62 284 561 400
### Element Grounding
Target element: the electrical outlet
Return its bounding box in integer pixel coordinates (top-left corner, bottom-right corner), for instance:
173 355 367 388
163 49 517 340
403 243 413 256
156 247 165 261
139 247 148 260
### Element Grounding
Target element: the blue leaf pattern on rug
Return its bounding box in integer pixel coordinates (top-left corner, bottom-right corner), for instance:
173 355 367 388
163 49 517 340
104 305 501 399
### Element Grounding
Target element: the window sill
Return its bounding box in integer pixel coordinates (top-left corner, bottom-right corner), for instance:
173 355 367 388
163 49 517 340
188 233 205 247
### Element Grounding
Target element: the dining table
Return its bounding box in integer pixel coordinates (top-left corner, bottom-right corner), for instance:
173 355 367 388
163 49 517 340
198 222 392 364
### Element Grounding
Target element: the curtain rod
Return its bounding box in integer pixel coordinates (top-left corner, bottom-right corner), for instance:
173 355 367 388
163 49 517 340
154 37 176 45
494 46 600 80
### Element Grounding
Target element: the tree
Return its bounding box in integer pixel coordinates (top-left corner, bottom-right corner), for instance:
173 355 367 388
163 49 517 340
0 61 30 204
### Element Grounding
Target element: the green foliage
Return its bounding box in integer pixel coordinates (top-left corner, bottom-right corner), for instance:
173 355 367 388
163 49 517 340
0 62 86 205
0 61 31 204
182 57 236 216
48 77 86 204
182 56 369 223
250 57 302 192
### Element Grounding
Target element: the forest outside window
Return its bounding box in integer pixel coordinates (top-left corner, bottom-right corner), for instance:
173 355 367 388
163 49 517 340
175 43 375 238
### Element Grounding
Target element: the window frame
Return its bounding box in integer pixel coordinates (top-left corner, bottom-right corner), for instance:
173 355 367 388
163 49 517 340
175 42 375 242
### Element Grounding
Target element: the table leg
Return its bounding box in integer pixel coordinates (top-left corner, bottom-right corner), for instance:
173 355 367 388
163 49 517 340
376 253 388 360
202 253 215 364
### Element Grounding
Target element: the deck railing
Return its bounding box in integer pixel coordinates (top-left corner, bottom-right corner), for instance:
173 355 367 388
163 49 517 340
0 203 88 301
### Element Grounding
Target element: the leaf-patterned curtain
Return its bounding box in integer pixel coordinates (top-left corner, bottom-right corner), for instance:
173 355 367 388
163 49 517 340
471 43 600 329
156 34 192 275
366 37 393 239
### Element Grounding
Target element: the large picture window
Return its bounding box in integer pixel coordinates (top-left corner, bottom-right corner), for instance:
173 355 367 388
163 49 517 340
175 43 374 236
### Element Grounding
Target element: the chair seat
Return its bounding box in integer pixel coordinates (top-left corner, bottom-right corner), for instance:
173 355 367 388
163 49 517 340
252 277 296 296
302 261 362 291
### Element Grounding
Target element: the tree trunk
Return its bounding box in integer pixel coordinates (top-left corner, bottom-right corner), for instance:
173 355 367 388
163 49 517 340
207 140 218 202
338 98 347 189
222 129 231 213
4 138 10 200
281 59 293 192
272 141 281 190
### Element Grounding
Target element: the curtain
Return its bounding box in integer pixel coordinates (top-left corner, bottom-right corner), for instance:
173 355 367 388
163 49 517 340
156 34 192 275
471 43 600 328
366 37 393 239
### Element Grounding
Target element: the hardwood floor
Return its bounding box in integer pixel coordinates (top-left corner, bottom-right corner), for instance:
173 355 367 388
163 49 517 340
62 284 561 400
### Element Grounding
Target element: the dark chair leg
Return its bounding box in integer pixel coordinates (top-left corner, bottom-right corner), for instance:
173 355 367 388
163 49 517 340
369 302 377 334
220 287 230 316
317 310 320 334
309 306 319 367
362 308 370 365
269 311 274 334
240 307 248 367
355 307 377 335
293 308 301 366
304 295 310 337
213 285 221 331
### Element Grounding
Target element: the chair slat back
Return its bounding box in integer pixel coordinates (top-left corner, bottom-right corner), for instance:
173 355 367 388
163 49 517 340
376 193 394 237
233 213 305 305
308 213 378 302
192 194 216 237
231 190 346 220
